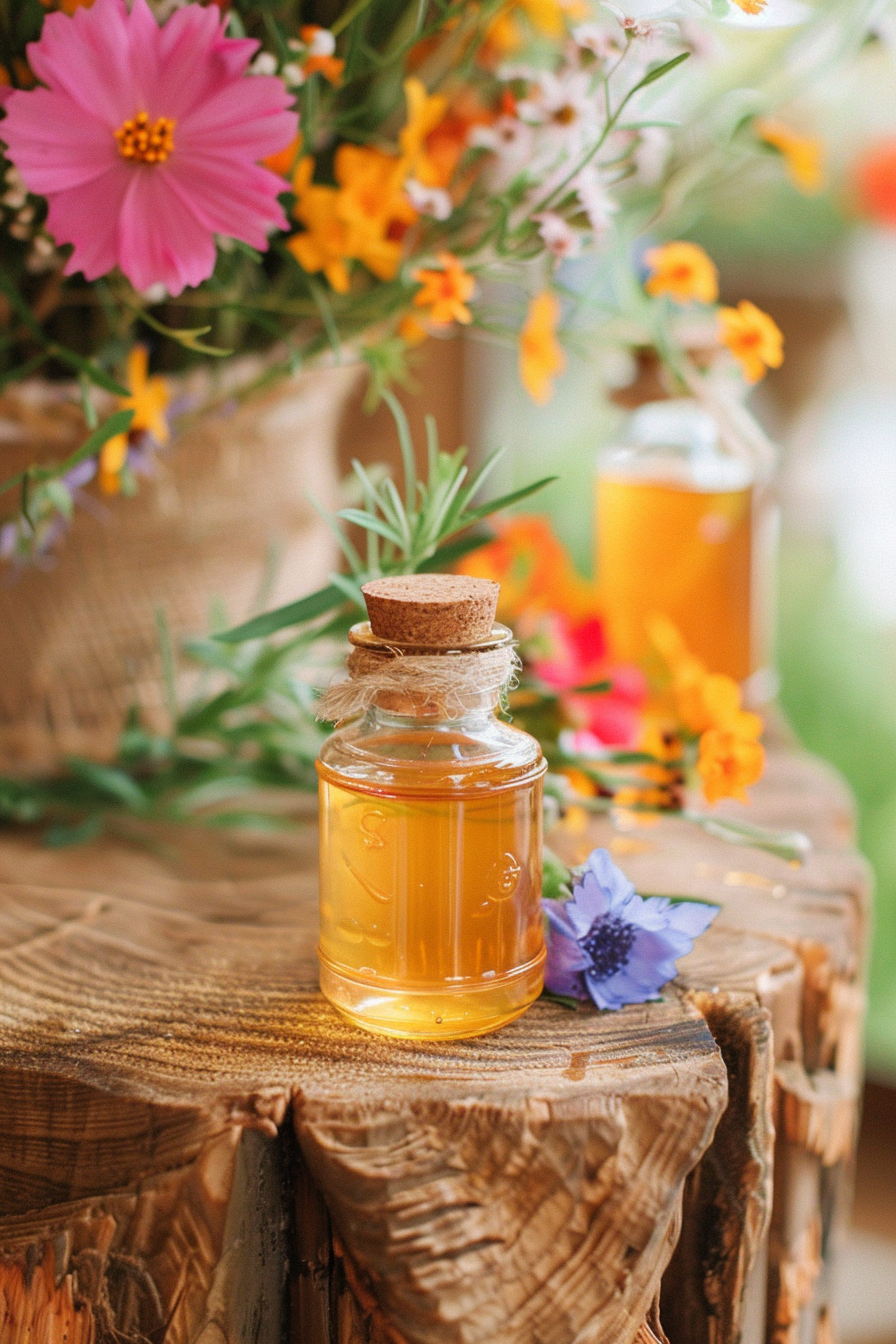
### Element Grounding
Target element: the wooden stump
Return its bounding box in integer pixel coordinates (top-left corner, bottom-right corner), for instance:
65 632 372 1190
0 737 868 1344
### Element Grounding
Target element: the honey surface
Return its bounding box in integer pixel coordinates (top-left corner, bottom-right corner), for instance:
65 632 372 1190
596 473 754 680
317 739 544 1038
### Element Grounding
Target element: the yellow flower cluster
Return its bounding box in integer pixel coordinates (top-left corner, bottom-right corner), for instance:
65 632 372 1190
755 118 825 195
643 241 784 385
99 345 169 496
519 291 566 404
286 78 447 293
648 615 765 805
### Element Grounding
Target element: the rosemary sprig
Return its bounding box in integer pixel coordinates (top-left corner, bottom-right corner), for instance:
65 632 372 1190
219 395 556 643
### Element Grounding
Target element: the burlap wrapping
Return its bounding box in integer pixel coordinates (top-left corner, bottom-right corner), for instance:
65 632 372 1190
316 645 520 722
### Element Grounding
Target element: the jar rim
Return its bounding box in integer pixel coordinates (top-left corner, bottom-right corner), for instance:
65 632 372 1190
347 620 514 656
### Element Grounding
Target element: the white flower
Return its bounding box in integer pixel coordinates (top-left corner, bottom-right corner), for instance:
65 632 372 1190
571 22 621 60
405 179 453 221
282 62 306 87
718 0 810 28
601 2 679 38
470 117 535 186
249 51 278 76
574 165 618 240
535 212 583 261
306 26 337 56
517 68 602 161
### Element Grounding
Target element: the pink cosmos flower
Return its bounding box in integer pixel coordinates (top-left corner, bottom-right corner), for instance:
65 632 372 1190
0 0 297 295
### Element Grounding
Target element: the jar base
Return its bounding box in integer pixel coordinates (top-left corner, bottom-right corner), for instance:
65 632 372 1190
318 950 545 1040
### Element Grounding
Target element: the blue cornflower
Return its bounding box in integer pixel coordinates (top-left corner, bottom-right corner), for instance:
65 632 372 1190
542 848 719 1010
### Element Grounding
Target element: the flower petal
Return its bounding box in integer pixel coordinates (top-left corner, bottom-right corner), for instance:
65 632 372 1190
580 848 637 910
179 78 297 159
118 170 217 295
664 900 720 939
542 898 580 940
27 0 135 125
164 159 287 248
157 4 258 118
566 869 612 934
47 165 132 280
1 88 113 194
544 927 591 1000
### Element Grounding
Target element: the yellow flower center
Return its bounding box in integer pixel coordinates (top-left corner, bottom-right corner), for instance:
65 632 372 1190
115 111 176 165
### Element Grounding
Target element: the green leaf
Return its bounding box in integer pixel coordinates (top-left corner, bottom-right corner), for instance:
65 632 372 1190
569 680 613 695
215 583 347 643
336 508 406 548
539 988 583 1010
51 347 130 397
44 815 104 849
44 479 74 520
542 846 573 903
687 812 812 864
66 758 149 811
633 51 690 92
59 410 135 475
417 529 495 571
136 308 232 357
457 476 558 528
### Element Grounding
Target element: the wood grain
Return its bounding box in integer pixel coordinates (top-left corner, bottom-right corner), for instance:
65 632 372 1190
0 736 867 1343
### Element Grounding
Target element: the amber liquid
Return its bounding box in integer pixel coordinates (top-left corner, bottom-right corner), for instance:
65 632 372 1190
317 733 545 1039
596 471 754 681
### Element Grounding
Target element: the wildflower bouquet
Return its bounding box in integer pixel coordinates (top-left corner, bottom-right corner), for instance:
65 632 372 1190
0 0 860 558
457 512 810 860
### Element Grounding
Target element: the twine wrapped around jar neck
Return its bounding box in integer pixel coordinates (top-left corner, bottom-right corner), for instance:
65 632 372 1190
315 623 520 722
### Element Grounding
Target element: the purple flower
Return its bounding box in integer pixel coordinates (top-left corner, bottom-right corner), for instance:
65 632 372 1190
542 848 719 1010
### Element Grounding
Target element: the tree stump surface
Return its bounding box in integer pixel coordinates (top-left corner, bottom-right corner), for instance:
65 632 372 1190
0 734 868 1344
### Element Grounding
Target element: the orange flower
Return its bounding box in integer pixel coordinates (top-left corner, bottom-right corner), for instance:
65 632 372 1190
335 143 417 281
400 78 449 185
480 0 576 61
264 134 302 179
398 313 429 346
99 345 169 495
729 0 766 11
756 118 825 195
458 514 597 623
719 300 783 384
289 144 419 290
412 253 475 326
287 158 352 293
299 26 345 85
682 676 762 740
644 241 719 305
854 139 896 226
519 290 565 405
698 725 765 804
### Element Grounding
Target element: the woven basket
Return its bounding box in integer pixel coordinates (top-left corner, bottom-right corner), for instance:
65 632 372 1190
0 360 365 770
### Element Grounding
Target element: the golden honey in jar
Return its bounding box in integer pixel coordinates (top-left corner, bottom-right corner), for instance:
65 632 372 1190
595 399 772 685
316 574 546 1039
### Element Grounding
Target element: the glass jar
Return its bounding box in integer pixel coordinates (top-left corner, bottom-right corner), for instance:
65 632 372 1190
595 398 777 693
316 577 546 1040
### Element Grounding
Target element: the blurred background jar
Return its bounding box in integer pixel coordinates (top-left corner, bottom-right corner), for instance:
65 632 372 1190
595 398 779 699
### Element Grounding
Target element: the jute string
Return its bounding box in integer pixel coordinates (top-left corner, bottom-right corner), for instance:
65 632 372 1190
316 645 520 722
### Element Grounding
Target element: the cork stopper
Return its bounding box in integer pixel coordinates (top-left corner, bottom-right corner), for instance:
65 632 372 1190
361 574 499 648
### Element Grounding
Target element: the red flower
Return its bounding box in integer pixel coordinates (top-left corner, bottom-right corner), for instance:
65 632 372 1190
854 139 896 226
